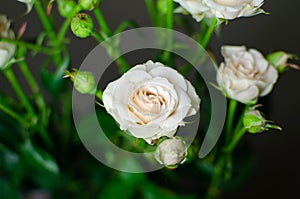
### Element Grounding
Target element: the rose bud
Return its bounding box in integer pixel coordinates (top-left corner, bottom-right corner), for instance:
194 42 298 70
267 51 299 73
79 0 101 11
155 137 187 169
243 107 282 134
71 13 94 38
64 70 97 94
243 110 266 133
57 0 77 18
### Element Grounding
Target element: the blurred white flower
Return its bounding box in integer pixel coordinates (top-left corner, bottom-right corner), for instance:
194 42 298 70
217 46 278 103
155 137 187 168
103 60 200 144
173 0 265 21
17 0 35 14
0 15 16 68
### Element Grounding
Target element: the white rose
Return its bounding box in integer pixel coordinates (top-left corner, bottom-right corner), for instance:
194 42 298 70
155 137 187 168
103 60 200 144
217 46 278 103
173 0 265 21
0 15 16 68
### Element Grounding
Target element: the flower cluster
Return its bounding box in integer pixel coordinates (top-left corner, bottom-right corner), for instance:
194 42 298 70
174 0 265 21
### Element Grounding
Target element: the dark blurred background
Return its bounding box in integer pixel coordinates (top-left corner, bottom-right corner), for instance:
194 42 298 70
1 0 300 198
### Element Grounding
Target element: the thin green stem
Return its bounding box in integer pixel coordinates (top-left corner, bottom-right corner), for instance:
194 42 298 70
3 69 36 117
91 31 130 72
91 31 104 42
94 7 112 37
200 18 218 49
161 0 174 64
0 103 28 126
205 156 225 199
225 100 238 143
57 5 82 44
35 0 62 64
35 0 57 45
145 0 158 26
0 37 55 55
225 127 247 153
19 61 46 114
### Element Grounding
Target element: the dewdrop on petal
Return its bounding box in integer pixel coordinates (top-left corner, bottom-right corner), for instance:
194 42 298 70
71 13 94 38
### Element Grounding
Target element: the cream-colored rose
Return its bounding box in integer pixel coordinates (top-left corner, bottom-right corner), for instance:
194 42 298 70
173 0 265 21
103 60 200 144
155 137 187 168
0 15 16 68
217 46 278 103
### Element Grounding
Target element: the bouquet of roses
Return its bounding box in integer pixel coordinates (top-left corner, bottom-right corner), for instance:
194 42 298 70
0 0 298 198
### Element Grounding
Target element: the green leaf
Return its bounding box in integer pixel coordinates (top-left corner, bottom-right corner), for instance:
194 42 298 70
40 53 70 96
142 182 196 199
0 178 22 199
20 140 59 175
98 172 146 199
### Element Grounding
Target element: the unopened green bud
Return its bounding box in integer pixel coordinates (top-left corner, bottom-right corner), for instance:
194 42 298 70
70 13 94 38
65 70 97 94
243 107 282 134
243 110 266 133
58 0 77 18
79 0 101 11
267 51 299 73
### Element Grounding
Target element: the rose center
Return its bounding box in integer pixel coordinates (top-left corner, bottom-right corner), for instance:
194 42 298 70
128 85 171 125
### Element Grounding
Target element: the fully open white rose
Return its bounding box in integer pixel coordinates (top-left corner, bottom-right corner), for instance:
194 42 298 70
0 15 16 68
103 60 200 144
217 46 278 103
173 0 265 21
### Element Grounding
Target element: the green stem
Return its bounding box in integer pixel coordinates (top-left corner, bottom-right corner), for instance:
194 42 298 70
0 37 55 55
91 31 130 72
200 18 218 49
161 0 174 64
57 5 82 44
94 7 112 37
35 0 57 46
35 0 62 64
3 69 36 117
225 100 238 143
145 0 158 26
91 31 104 42
205 156 226 199
96 89 103 101
19 62 46 110
0 103 28 126
225 127 247 153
